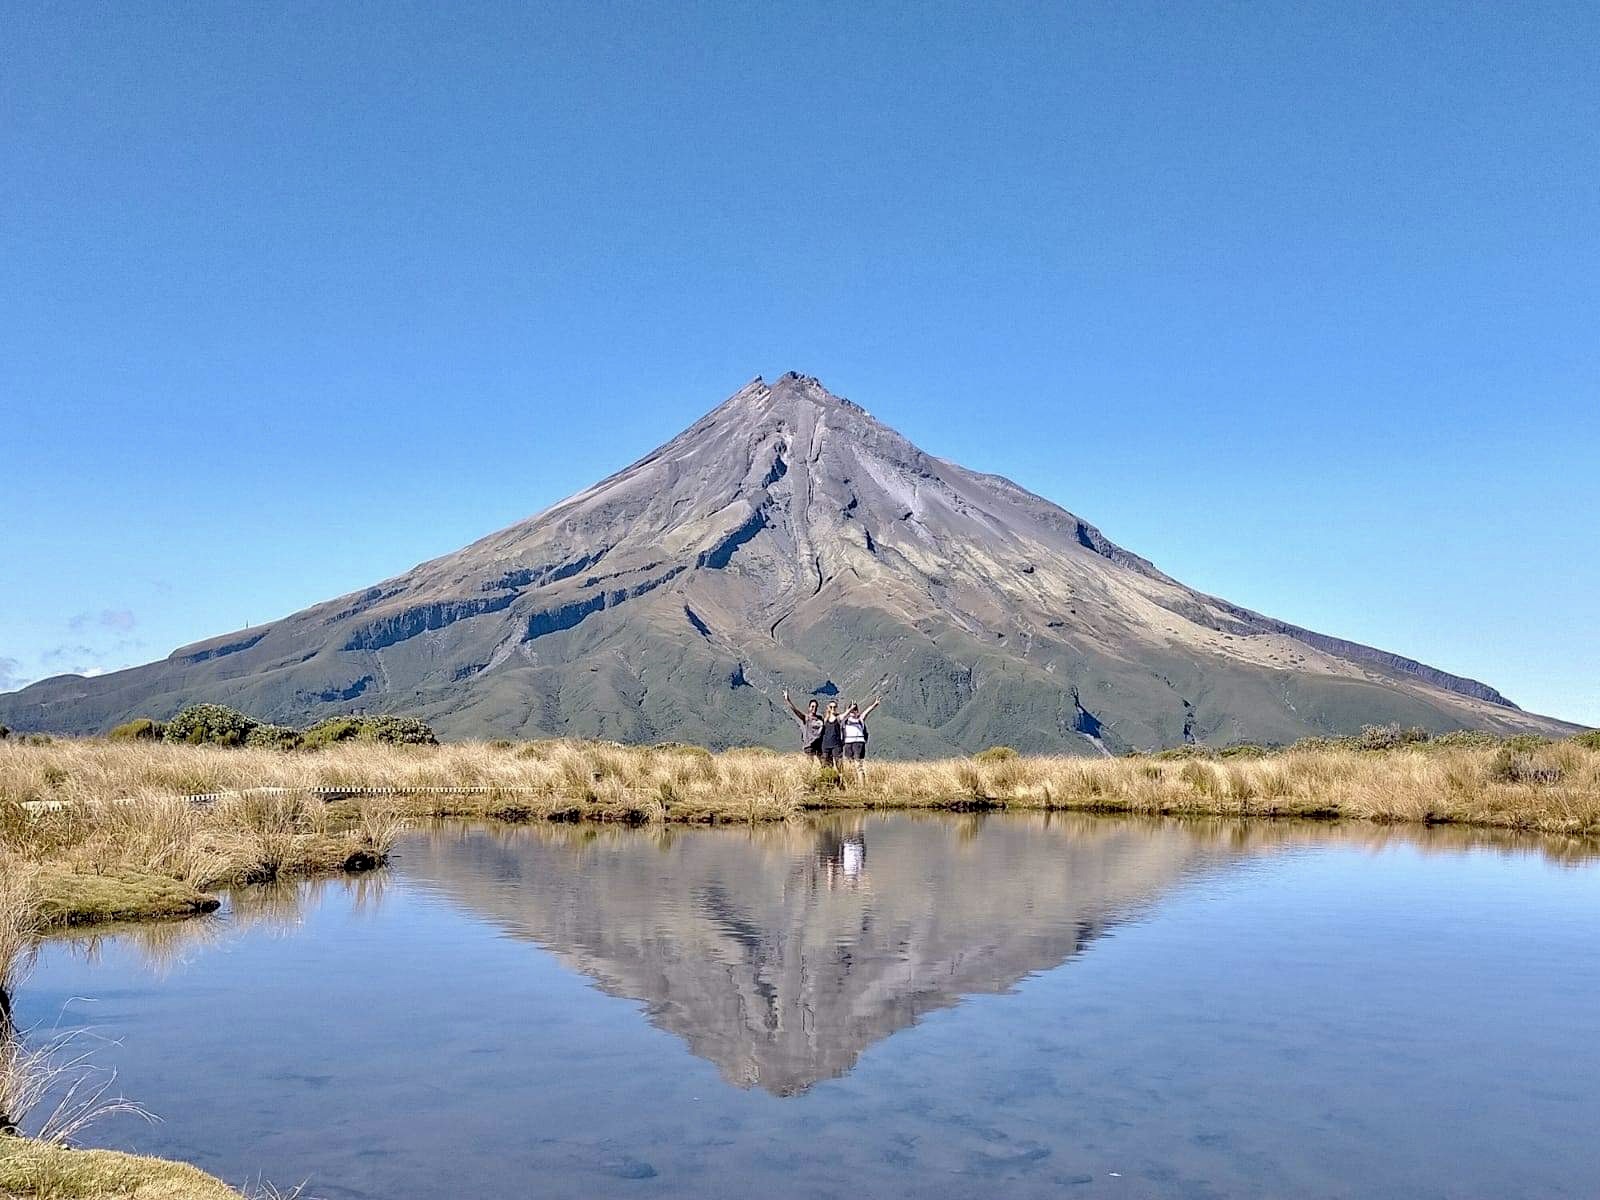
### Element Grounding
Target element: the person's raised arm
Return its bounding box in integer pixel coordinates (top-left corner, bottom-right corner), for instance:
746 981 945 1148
862 697 883 718
782 689 807 722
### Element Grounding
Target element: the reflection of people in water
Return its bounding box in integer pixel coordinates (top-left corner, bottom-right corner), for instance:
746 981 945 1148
816 826 867 889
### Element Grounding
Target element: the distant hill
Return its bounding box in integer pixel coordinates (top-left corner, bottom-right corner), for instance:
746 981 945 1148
0 373 1578 751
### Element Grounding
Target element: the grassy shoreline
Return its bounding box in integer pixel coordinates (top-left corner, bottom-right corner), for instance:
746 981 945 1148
4 731 1599 849
0 732 1595 935
0 731 1595 1198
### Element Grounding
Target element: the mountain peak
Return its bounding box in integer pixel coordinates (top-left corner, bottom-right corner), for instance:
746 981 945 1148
0 374 1572 747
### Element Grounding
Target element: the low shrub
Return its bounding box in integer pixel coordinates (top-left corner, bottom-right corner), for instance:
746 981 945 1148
244 723 302 750
300 714 436 750
1356 724 1431 751
1569 730 1600 751
1217 743 1270 760
973 746 1019 763
1488 746 1564 785
299 717 365 749
1153 745 1211 761
108 717 164 742
1430 730 1502 750
162 704 258 747
363 715 436 745
1502 734 1553 753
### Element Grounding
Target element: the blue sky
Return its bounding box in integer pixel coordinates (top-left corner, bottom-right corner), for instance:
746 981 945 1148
3 2 1596 725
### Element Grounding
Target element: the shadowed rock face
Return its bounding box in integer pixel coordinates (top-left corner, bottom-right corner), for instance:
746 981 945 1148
0 373 1578 748
401 815 1241 1095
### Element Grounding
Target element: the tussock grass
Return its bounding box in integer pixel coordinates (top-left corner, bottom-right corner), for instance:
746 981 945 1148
3 735 1598 840
0 745 400 927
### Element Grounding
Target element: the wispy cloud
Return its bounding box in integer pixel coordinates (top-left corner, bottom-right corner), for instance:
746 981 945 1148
41 643 100 666
0 656 27 692
68 609 138 634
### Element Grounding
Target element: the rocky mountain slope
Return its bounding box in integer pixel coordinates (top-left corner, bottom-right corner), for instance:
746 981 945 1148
0 373 1577 751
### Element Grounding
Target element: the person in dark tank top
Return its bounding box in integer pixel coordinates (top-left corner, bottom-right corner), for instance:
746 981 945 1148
817 701 846 783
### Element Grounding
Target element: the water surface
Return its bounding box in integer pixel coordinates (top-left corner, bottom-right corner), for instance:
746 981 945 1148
16 814 1600 1198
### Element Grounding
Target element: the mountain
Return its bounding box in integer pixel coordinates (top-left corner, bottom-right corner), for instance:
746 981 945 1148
0 372 1577 751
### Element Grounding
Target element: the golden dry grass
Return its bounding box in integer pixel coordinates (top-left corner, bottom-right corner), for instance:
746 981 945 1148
3 735 1598 838
0 746 399 928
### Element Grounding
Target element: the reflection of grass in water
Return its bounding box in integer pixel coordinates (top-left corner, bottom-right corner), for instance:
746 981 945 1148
43 872 393 979
0 858 41 1012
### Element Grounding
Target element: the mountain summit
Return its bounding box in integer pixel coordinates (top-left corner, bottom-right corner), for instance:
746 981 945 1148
0 373 1574 750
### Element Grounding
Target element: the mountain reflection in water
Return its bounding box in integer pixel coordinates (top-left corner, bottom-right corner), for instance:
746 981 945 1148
393 814 1238 1094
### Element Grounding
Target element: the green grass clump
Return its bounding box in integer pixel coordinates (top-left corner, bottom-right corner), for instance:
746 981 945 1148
1570 730 1600 751
300 715 436 750
107 718 164 742
0 1136 245 1199
34 868 220 926
1217 744 1270 760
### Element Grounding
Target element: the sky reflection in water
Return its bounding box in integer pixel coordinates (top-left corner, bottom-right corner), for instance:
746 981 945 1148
16 814 1600 1200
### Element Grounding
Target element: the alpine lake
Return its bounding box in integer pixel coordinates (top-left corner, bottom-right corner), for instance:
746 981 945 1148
18 812 1600 1199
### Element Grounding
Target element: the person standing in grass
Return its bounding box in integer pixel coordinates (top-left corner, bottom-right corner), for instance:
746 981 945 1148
782 690 824 758
841 698 882 785
817 700 846 784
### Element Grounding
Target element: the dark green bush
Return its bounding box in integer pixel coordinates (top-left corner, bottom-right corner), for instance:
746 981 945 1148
363 715 436 745
162 704 258 746
1572 730 1600 751
244 723 303 750
0 724 8 740
109 717 164 742
1153 744 1212 761
973 746 1019 763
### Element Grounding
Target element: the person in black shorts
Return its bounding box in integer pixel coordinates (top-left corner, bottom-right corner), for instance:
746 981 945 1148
817 701 845 784
840 698 882 785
